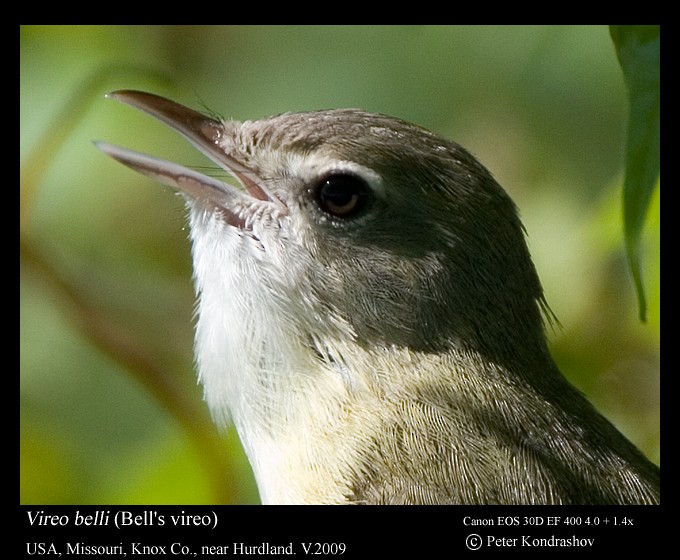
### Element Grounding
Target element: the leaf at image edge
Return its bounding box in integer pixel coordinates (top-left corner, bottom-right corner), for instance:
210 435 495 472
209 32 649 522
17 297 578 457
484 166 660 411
609 25 660 322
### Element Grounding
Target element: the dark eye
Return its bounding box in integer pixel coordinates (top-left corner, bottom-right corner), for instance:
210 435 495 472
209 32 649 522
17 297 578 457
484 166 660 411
314 173 372 219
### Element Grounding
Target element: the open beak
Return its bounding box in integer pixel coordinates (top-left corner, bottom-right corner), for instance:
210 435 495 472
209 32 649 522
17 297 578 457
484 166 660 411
95 90 274 228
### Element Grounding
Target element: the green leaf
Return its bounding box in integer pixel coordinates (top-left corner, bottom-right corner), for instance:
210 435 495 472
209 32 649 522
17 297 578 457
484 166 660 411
610 25 660 322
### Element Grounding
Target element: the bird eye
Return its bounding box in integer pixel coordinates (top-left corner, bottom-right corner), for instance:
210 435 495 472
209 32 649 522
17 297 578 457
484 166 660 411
314 173 372 219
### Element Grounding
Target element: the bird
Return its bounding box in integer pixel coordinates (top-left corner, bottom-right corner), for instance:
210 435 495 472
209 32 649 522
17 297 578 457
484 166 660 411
96 90 660 505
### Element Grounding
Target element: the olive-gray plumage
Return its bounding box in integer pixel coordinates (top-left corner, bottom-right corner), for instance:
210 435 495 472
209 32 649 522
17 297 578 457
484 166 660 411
98 91 660 504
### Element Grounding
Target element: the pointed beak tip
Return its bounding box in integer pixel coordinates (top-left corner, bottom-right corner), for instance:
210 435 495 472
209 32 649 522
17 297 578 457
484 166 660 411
91 140 127 164
92 139 109 153
105 89 164 109
105 89 129 101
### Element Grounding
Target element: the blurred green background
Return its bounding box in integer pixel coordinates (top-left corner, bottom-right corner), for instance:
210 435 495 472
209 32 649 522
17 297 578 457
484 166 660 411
20 25 659 504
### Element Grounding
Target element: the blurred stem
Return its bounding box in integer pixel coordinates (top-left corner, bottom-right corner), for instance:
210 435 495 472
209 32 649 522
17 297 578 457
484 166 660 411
20 238 238 503
20 64 172 231
20 66 245 503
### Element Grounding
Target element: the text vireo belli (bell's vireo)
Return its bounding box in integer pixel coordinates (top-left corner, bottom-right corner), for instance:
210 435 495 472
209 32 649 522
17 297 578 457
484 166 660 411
96 90 660 505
